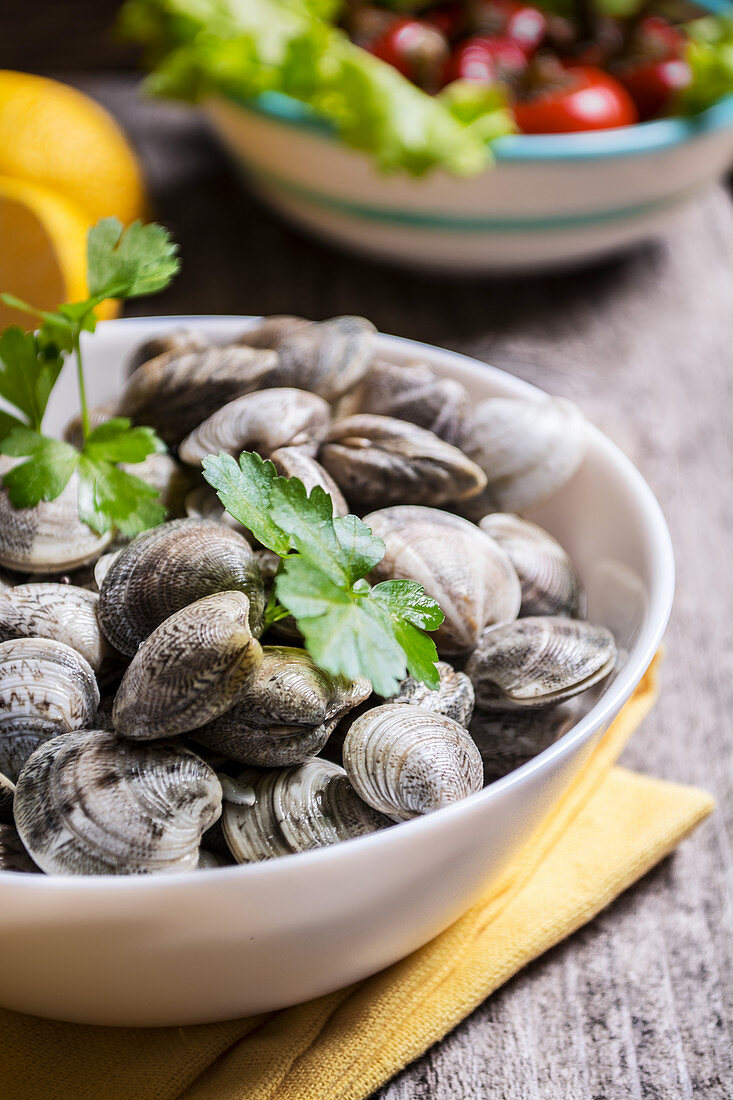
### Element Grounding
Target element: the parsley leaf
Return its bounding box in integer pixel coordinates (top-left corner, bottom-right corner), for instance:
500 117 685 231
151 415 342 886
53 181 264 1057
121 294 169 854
83 418 167 463
276 557 408 696
203 448 445 693
87 218 180 300
0 429 79 507
201 452 293 556
77 455 166 536
0 327 64 433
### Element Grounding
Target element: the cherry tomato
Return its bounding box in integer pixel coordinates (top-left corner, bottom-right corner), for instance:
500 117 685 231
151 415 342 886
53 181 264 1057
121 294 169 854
368 17 450 90
444 35 528 86
619 57 692 120
514 66 638 133
472 0 547 56
424 2 466 42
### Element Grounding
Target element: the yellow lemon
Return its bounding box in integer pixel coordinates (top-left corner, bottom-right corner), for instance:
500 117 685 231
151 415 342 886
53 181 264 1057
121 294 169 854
0 177 117 330
0 71 146 226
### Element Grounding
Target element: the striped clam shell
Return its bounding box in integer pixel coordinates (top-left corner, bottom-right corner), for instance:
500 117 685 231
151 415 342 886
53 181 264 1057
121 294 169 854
222 758 389 862
0 459 112 574
466 616 617 710
14 730 222 875
343 703 483 822
385 661 475 728
365 506 521 656
479 514 583 619
0 583 111 672
0 638 99 781
320 415 487 512
238 315 376 401
178 388 331 467
98 519 264 657
459 396 588 520
112 591 263 740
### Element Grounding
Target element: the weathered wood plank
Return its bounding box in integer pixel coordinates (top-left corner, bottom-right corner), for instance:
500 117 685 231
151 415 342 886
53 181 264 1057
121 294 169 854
66 75 733 1099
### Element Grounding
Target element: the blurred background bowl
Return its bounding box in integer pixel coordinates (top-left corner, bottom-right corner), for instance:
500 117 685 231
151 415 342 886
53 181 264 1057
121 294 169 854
204 89 733 273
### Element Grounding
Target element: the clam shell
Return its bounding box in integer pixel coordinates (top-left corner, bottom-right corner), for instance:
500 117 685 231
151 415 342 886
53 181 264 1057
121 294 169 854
365 506 521 656
0 583 111 671
0 824 38 873
0 638 100 780
470 699 581 783
93 549 123 592
125 328 210 377
386 661 474 727
117 345 280 445
320 415 486 511
479 514 583 618
98 519 265 656
239 315 376 400
14 730 222 875
112 591 263 739
337 359 472 445
466 616 617 710
0 459 112 573
178 388 331 467
0 770 14 824
222 758 389 862
193 646 371 765
459 396 588 519
343 703 483 822
269 447 349 517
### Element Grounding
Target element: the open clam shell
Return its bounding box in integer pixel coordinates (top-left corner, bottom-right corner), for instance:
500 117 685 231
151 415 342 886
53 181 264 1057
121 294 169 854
343 703 483 822
320 415 487 511
479 514 583 619
112 591 263 740
337 359 472 446
98 519 265 656
0 638 100 780
14 730 222 875
222 758 390 862
466 616 617 710
365 506 521 656
0 459 112 574
459 396 588 519
0 583 111 672
178 388 331 467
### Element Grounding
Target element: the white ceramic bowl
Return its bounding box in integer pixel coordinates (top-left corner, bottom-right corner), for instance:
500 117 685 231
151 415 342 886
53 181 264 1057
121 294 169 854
0 317 674 1026
203 86 733 273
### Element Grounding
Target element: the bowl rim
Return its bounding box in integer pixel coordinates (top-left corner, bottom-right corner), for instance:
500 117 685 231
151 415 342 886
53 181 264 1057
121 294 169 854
2 315 675 891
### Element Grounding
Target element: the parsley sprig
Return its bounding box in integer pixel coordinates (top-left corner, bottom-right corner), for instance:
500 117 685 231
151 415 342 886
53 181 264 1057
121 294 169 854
0 218 179 535
203 451 445 695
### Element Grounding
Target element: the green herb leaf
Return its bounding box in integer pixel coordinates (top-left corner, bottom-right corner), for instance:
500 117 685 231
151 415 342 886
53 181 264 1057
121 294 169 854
269 477 346 584
77 454 166 536
87 217 180 300
0 409 25 443
369 580 443 688
0 327 64 431
201 451 292 556
83 417 167 463
276 556 407 695
0 429 80 507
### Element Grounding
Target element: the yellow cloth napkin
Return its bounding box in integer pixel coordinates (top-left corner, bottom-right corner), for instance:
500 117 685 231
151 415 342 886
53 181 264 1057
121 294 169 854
0 653 714 1100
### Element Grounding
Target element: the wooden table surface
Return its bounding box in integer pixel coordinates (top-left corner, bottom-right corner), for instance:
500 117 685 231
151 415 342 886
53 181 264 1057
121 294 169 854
71 74 733 1099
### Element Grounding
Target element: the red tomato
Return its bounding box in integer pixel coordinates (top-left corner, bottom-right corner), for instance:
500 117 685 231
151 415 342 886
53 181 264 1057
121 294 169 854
472 0 547 56
619 57 692 120
368 17 450 89
514 66 638 133
444 35 528 85
637 15 687 60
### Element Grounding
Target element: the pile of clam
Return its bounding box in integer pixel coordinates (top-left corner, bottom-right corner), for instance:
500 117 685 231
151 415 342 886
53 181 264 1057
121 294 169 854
0 316 617 876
